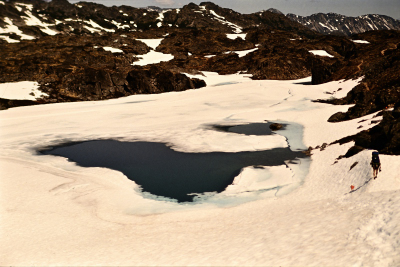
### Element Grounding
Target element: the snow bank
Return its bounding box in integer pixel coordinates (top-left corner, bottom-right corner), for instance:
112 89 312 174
309 50 335 57
22 9 58 35
136 38 163 49
112 19 132 29
226 33 247 40
0 5 58 40
0 81 48 100
103 47 123 53
131 38 174 65
209 10 243 33
352 39 371 44
1 72 400 266
85 19 115 32
225 47 258 57
132 50 174 66
0 17 35 42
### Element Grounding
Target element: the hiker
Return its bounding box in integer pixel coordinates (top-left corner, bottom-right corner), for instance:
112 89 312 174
370 151 381 179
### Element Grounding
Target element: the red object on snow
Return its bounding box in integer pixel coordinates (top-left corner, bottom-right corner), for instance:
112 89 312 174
351 185 355 190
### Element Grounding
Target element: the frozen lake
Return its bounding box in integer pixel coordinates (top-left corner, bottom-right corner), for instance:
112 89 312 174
4 74 394 266
41 130 306 202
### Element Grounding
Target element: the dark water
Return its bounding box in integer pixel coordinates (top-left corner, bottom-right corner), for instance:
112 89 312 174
41 138 306 202
212 122 286 136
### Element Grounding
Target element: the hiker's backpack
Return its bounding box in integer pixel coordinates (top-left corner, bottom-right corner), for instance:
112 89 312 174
372 151 380 164
371 151 381 169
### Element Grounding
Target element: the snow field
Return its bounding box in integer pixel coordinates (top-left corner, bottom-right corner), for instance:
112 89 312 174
132 38 174 66
0 81 48 100
1 72 400 266
0 4 58 39
0 17 36 42
132 50 174 66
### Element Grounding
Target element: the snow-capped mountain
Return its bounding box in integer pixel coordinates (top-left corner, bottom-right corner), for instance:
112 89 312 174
0 0 311 42
287 12 400 36
3 0 399 42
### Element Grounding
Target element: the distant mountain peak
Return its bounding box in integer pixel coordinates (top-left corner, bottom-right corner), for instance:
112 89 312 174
0 0 398 39
145 6 173 12
287 12 400 35
266 8 283 15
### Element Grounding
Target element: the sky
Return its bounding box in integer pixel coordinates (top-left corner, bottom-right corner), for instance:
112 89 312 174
67 0 400 19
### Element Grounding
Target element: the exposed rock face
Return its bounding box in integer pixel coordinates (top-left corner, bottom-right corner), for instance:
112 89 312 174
0 32 205 103
157 29 254 56
0 98 37 110
126 66 206 94
309 30 400 155
352 105 400 155
323 31 400 121
287 13 400 36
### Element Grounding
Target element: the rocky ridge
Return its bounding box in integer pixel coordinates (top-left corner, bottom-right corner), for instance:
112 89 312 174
287 13 400 36
0 0 315 41
0 0 400 155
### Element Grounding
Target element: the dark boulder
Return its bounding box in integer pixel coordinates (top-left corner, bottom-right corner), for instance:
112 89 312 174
344 145 365 158
269 123 283 131
0 98 38 110
328 111 347 122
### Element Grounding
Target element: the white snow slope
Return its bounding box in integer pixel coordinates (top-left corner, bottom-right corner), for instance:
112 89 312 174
0 81 48 100
132 38 174 66
1 73 400 266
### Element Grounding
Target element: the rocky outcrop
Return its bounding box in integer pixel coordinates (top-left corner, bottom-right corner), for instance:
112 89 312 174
157 29 254 56
323 31 400 121
126 66 206 94
309 30 400 155
269 123 283 131
0 32 205 103
346 104 400 155
0 97 38 110
156 28 318 79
